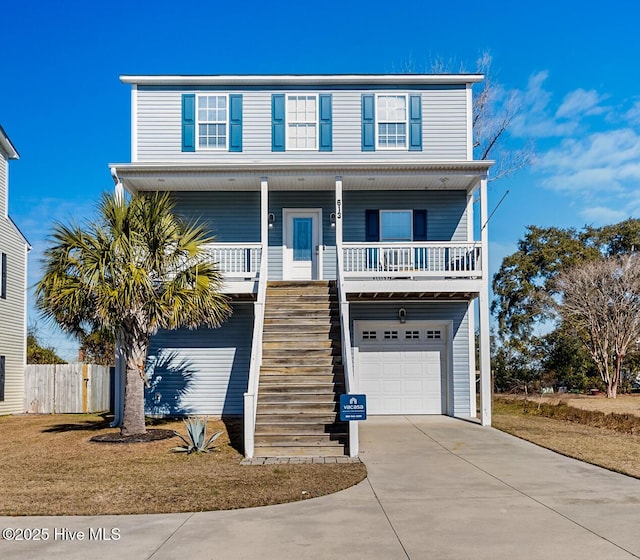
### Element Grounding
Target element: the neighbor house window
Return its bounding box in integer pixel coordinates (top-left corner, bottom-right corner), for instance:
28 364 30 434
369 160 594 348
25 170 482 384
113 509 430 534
0 355 4 401
380 211 412 242
287 95 318 149
377 95 407 149
0 253 6 299
197 95 228 149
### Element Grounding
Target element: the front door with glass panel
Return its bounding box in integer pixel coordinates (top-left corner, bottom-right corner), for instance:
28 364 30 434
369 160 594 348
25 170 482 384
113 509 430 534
284 209 322 280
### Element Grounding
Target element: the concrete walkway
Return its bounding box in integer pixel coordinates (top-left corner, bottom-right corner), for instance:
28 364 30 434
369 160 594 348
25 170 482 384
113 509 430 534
2 416 640 559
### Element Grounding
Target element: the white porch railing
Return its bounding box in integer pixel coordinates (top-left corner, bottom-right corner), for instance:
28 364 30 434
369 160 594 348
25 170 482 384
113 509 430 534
342 242 481 278
201 243 262 278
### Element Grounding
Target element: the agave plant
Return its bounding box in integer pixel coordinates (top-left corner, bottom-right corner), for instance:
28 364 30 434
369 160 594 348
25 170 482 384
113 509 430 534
172 416 222 454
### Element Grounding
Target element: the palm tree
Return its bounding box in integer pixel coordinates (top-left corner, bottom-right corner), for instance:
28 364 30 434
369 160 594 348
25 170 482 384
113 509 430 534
36 192 230 436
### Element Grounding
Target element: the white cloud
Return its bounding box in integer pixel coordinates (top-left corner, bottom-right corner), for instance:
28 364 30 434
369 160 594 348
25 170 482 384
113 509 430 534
579 206 628 226
625 100 640 125
538 128 640 194
555 89 607 119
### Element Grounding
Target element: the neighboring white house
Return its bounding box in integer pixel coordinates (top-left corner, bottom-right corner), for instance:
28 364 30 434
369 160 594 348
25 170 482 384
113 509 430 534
0 125 29 415
110 74 493 458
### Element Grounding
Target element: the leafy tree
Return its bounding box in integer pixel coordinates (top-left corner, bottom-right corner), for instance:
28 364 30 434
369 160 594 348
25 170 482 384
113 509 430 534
492 220 640 342
36 192 230 436
26 326 66 364
79 328 115 366
491 219 640 394
556 255 640 398
540 326 598 392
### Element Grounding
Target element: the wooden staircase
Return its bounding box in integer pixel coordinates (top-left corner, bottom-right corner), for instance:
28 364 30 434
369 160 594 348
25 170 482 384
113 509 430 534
254 281 349 457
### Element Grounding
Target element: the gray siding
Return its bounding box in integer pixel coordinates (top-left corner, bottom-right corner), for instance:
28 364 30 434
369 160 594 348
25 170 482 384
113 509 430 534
343 190 468 242
145 302 253 416
267 191 337 280
170 191 260 242
135 87 468 162
0 157 27 414
349 301 471 417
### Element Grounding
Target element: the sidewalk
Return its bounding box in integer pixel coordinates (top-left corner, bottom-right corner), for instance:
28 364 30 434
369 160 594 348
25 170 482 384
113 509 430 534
2 416 640 559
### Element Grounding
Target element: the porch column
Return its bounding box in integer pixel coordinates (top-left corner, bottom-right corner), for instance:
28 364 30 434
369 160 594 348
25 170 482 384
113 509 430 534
335 176 343 252
479 177 492 426
260 177 268 259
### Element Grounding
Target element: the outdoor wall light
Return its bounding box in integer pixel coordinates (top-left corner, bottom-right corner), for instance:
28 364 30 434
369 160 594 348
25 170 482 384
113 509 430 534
398 307 407 324
330 212 336 228
268 212 276 229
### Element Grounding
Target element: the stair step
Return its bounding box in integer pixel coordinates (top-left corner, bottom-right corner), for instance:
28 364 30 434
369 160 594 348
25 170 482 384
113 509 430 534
254 434 347 446
260 366 343 375
259 383 345 393
253 446 347 458
257 393 339 404
257 402 338 414
262 340 335 350
255 412 340 422
261 359 342 368
255 422 347 435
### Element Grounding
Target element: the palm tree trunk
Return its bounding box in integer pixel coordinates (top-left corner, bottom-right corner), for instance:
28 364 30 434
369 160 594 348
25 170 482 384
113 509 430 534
121 334 148 436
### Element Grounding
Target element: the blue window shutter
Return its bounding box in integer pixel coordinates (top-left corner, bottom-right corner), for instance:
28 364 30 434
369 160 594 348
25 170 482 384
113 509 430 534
362 94 375 151
409 94 422 151
0 253 6 299
413 210 427 241
272 94 285 152
229 94 243 152
365 210 380 242
182 94 196 152
319 94 332 151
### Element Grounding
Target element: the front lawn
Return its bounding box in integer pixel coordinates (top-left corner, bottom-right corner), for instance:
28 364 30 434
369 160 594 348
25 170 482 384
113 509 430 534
0 414 366 516
493 396 640 479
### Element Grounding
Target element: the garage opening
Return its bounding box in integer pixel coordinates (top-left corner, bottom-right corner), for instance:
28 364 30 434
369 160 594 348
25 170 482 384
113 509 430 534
355 321 449 415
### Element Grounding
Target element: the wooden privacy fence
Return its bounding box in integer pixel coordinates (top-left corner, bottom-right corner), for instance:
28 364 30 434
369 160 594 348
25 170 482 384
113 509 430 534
24 364 113 414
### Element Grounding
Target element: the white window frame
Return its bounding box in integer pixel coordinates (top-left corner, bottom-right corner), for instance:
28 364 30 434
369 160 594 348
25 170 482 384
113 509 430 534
379 210 413 242
375 94 408 150
286 94 319 151
196 94 229 151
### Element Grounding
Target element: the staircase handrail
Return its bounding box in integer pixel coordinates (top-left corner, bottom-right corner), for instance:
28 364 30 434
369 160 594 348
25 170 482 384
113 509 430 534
336 239 359 457
243 248 268 458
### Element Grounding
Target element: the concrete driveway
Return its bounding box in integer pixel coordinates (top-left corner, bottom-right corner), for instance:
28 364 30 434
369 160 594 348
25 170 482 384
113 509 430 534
2 416 640 559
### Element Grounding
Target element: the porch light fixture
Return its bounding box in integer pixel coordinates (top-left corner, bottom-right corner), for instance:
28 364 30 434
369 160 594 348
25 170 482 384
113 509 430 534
330 213 336 228
398 307 407 324
268 212 276 229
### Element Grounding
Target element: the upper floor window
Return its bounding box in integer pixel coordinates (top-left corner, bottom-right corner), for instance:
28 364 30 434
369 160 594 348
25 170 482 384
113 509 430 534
0 252 6 299
182 93 242 153
197 95 228 150
362 93 421 152
272 94 332 152
287 95 317 150
377 95 407 149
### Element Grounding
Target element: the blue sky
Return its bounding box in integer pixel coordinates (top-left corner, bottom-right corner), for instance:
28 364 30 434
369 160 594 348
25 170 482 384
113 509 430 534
2 0 640 359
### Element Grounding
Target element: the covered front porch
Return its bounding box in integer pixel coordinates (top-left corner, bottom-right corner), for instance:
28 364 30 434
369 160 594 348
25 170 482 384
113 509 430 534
110 160 494 457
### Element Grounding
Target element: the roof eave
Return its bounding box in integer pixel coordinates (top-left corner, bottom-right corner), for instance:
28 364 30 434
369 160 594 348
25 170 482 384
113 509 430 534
120 74 485 87
0 125 19 159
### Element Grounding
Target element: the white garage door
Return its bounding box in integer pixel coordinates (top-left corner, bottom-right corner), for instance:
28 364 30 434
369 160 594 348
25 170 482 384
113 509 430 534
356 323 447 415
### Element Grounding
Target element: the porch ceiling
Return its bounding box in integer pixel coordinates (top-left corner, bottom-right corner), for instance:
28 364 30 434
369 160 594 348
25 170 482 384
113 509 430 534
110 161 491 194
347 291 478 301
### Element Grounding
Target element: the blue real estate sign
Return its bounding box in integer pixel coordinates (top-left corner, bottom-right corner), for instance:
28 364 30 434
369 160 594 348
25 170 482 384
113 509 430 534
340 394 367 421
